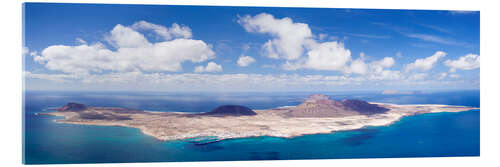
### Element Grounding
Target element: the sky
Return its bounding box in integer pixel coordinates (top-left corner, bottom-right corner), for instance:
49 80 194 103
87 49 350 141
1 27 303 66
23 3 480 92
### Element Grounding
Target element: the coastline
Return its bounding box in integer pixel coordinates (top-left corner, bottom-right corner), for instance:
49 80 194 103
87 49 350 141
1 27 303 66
40 102 479 142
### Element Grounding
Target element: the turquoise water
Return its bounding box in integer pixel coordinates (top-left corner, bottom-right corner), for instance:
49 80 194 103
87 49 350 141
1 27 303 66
23 90 480 164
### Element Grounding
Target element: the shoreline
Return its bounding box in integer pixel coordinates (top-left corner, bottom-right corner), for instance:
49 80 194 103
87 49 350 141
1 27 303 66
39 102 479 142
46 109 479 143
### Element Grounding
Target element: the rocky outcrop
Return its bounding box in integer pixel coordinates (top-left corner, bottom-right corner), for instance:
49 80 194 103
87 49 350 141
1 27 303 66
57 102 87 112
285 94 389 117
202 105 257 116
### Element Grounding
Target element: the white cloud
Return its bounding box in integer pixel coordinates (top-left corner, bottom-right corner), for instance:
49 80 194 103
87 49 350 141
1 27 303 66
194 62 223 73
406 33 468 46
261 64 277 69
344 56 397 79
348 58 368 74
131 20 192 40
405 51 446 72
105 24 151 48
407 73 428 81
303 42 351 71
436 72 460 79
34 21 214 74
29 51 39 57
318 33 328 40
444 54 480 72
368 70 402 80
282 42 397 77
23 47 39 58
22 47 29 56
238 13 396 76
27 70 472 91
24 71 79 83
76 38 87 44
237 55 256 67
238 13 313 60
370 57 395 73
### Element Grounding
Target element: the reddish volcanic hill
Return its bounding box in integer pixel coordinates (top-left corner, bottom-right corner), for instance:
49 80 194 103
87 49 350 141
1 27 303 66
57 102 87 112
285 94 389 117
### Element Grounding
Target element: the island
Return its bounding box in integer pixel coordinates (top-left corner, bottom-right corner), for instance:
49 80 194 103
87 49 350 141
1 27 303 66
40 94 478 142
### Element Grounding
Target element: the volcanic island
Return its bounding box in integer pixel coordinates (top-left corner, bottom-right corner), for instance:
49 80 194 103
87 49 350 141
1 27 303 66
41 94 478 142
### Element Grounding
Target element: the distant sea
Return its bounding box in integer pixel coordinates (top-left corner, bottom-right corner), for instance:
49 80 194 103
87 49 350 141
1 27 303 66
23 90 480 164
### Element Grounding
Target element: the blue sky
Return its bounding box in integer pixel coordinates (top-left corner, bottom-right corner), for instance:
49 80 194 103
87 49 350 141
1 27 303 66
23 3 480 92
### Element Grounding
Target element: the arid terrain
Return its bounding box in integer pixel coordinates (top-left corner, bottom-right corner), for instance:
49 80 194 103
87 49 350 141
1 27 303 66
41 94 479 141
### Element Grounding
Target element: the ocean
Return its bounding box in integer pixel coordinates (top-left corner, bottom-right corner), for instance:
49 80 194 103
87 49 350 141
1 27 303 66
23 90 480 164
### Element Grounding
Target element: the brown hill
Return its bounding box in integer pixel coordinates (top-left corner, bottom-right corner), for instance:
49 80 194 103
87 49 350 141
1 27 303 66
57 102 87 112
285 94 389 117
57 102 144 113
202 105 257 116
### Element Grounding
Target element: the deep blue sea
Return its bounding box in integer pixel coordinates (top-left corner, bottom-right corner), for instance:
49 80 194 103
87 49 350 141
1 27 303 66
23 90 480 164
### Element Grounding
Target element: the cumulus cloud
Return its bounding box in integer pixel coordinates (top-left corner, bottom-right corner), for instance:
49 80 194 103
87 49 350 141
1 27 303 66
438 72 448 80
343 55 397 80
238 13 397 76
281 41 397 77
194 62 223 73
370 57 395 73
444 53 480 72
27 14 476 91
303 42 352 71
281 42 352 71
105 24 151 48
131 20 192 40
405 51 446 72
238 13 313 60
348 58 368 74
237 55 256 67
34 21 214 74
